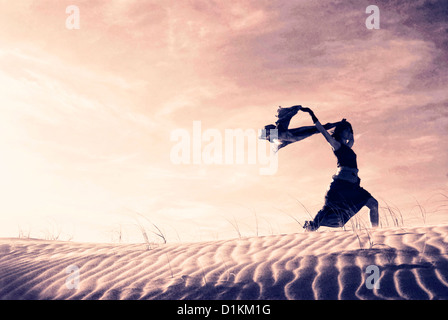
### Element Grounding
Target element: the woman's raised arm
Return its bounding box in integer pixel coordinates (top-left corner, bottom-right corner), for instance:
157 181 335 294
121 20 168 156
301 107 341 151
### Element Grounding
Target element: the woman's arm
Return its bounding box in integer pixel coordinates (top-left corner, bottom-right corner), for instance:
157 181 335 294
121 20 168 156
301 108 341 151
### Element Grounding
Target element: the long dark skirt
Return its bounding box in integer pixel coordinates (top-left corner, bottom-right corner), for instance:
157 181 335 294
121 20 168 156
312 178 372 228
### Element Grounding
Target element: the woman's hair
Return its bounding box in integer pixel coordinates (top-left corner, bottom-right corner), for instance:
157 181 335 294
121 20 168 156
331 119 353 142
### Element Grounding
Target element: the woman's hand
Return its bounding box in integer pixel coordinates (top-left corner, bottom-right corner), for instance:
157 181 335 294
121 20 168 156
300 107 312 113
300 107 318 123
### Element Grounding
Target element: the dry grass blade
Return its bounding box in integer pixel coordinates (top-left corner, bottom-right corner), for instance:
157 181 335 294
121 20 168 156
135 212 167 244
226 216 242 239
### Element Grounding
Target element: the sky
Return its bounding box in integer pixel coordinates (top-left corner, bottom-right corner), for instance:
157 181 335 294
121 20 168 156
0 0 447 243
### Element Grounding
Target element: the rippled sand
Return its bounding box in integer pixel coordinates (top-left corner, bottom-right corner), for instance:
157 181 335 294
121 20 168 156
1 225 447 300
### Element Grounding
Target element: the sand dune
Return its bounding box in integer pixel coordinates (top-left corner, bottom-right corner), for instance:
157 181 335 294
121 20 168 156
1 225 448 300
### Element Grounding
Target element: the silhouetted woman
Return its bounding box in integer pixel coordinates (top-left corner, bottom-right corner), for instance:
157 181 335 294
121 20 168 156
261 105 379 231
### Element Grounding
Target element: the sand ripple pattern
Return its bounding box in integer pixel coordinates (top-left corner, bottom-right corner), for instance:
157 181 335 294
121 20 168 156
1 225 448 300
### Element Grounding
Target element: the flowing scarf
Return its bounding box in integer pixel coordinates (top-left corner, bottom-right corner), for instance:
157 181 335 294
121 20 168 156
260 118 343 150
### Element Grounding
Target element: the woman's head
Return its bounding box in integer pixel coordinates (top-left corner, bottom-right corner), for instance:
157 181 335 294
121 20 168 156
331 119 354 146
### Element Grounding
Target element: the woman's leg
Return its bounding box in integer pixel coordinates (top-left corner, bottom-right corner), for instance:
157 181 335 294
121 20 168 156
366 197 379 227
304 203 346 231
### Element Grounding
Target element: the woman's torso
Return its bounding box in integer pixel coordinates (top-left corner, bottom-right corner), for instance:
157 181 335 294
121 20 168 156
332 144 359 183
333 144 357 169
